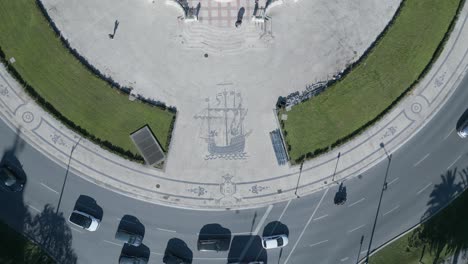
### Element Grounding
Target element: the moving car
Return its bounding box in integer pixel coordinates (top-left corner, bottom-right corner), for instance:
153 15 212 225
457 115 468 138
68 210 100 231
0 163 26 192
262 234 288 249
197 237 230 252
115 229 143 247
119 255 148 264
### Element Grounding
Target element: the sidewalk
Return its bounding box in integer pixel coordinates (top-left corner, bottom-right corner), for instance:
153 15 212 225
0 2 467 210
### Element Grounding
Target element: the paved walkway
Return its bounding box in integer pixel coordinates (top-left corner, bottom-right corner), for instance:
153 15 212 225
0 1 467 209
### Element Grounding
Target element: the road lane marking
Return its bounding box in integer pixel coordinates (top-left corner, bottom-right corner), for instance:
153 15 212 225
27 204 41 213
284 188 329 264
40 183 59 194
416 182 432 195
157 227 177 233
340 257 349 262
150 251 164 256
361 249 368 254
387 177 399 186
278 200 291 221
347 224 365 233
348 198 365 208
70 227 83 233
447 155 462 170
414 153 430 167
309 240 328 247
253 205 274 235
443 129 454 141
103 240 120 247
313 214 328 221
383 205 400 216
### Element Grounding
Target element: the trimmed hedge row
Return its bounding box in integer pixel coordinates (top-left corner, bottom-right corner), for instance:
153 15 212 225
285 0 466 164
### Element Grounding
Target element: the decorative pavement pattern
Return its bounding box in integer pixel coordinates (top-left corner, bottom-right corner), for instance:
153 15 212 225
188 0 258 27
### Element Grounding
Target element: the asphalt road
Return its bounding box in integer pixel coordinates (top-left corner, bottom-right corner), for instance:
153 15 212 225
0 76 467 263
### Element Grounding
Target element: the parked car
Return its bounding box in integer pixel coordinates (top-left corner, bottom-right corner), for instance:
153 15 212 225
119 255 148 264
262 234 289 249
163 251 190 264
0 163 26 192
457 114 468 138
197 237 230 252
115 229 143 247
68 210 100 231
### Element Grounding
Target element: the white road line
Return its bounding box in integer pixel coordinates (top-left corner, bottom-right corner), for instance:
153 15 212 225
284 188 329 264
150 251 164 256
157 227 177 233
387 177 399 186
416 182 432 195
447 155 462 170
27 204 41 213
340 257 349 262
414 153 431 167
443 128 454 141
253 204 274 235
313 214 328 221
347 224 365 233
278 200 291 221
70 227 83 234
383 205 400 216
348 198 365 208
309 240 328 247
361 249 368 254
103 240 121 247
40 183 59 194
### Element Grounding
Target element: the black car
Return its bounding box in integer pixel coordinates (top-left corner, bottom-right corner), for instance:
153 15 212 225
0 164 26 192
119 255 148 264
163 251 190 264
115 229 143 247
197 237 230 252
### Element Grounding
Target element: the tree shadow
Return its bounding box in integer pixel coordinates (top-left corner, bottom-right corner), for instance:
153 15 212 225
412 167 468 263
23 204 77 264
163 238 193 264
227 235 267 264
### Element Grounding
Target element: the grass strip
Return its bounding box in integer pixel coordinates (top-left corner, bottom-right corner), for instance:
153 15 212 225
0 0 175 160
283 0 463 162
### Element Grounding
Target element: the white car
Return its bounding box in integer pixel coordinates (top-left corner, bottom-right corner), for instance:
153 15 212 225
457 114 468 138
262 234 289 249
68 210 100 231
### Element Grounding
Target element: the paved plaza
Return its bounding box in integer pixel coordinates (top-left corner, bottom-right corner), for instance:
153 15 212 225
2 0 466 209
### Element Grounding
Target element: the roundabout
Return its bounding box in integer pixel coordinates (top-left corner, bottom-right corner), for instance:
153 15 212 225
0 0 467 263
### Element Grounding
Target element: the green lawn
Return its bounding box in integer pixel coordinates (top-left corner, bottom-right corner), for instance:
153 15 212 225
0 221 55 264
283 0 462 161
0 0 174 158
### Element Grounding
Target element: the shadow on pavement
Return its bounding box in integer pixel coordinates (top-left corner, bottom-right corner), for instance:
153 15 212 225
121 243 150 262
227 235 267 263
410 166 468 263
262 221 289 237
198 223 231 240
163 238 193 263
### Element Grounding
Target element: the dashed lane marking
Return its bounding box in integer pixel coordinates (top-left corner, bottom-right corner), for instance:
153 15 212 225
414 153 431 167
151 251 164 256
383 205 400 216
348 198 365 208
278 200 291 221
284 188 329 264
157 227 177 233
27 204 41 213
387 177 399 186
40 183 59 194
443 128 454 141
313 214 328 221
447 155 462 170
70 227 83 234
309 240 328 247
416 182 432 195
340 257 349 262
103 240 120 247
347 224 365 234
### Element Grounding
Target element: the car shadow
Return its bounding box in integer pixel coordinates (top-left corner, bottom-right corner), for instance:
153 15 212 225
118 215 145 238
73 195 103 221
456 107 468 130
262 221 289 237
163 238 193 263
121 243 150 262
198 223 231 241
227 235 267 263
